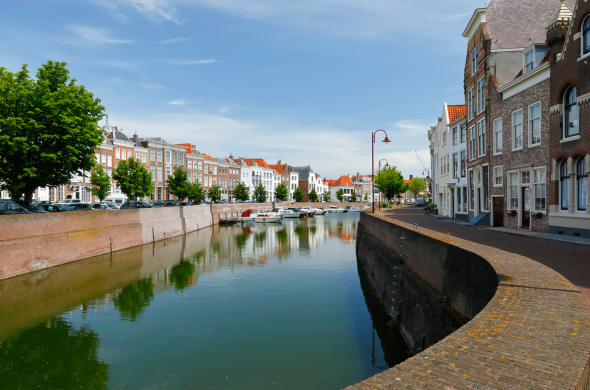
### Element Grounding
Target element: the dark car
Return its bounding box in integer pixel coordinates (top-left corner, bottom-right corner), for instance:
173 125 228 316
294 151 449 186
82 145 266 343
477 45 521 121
162 200 179 207
37 200 52 206
70 203 109 211
121 201 157 209
43 204 76 212
179 201 191 207
151 200 165 207
0 200 32 215
13 200 48 213
415 199 427 207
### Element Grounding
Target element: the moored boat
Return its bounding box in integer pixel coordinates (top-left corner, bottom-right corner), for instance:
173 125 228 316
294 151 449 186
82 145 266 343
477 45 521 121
328 205 346 213
239 209 282 223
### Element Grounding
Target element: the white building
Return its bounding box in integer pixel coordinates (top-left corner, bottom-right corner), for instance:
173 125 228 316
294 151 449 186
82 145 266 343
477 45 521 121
448 107 468 221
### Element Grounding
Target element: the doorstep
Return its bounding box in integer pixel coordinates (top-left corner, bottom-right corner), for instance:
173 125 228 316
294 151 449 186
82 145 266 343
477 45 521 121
486 227 590 247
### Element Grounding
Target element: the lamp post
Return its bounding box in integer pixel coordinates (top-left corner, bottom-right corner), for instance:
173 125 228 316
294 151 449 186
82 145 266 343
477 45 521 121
378 159 389 211
372 129 391 213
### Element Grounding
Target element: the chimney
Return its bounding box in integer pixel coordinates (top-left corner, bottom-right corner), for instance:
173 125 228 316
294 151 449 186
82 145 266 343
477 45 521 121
115 126 118 131
410 174 413 180
277 160 281 164
230 153 234 159
133 130 138 139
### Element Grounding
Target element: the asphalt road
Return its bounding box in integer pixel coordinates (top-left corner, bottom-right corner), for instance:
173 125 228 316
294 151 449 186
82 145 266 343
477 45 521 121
380 206 590 305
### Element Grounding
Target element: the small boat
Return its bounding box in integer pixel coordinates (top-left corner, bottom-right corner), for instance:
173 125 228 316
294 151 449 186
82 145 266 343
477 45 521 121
345 206 363 212
239 209 282 223
274 208 302 218
328 206 346 213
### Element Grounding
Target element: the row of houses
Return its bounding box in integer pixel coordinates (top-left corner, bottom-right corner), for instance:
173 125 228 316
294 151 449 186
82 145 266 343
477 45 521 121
1 119 375 204
429 0 590 239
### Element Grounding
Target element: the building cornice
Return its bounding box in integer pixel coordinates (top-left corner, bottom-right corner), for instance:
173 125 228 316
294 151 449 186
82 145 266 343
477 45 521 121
462 8 486 39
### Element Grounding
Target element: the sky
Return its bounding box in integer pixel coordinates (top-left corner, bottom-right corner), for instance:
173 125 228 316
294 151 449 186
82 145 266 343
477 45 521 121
1 0 479 179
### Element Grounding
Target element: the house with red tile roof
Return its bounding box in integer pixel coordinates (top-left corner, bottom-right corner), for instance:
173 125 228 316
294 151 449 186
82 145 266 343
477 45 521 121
351 173 374 202
234 157 277 202
269 161 300 202
328 175 356 202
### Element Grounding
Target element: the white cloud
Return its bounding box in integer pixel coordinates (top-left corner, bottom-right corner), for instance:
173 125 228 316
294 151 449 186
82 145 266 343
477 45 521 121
94 0 181 25
140 82 169 89
165 59 219 65
168 99 187 105
65 26 134 46
160 37 189 44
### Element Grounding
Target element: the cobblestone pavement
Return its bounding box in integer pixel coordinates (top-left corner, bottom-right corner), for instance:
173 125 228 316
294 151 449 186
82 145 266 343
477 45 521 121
380 206 590 305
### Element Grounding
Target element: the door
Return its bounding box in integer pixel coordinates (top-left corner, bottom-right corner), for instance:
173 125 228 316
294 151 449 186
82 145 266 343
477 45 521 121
451 190 455 219
521 187 531 229
476 188 481 215
493 197 504 227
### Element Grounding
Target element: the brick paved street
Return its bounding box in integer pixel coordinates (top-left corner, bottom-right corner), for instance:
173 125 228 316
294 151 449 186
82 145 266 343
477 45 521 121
380 206 590 305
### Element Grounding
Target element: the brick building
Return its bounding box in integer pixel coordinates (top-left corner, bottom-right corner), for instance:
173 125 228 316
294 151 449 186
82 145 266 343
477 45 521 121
269 161 300 202
547 0 590 237
351 173 373 202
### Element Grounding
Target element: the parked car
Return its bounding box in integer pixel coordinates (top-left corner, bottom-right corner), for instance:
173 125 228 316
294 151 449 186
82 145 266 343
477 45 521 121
101 201 120 210
0 200 32 215
42 204 76 212
121 201 157 209
60 199 81 204
415 199 427 207
162 200 179 207
37 200 52 205
70 203 109 211
13 200 48 213
179 201 191 206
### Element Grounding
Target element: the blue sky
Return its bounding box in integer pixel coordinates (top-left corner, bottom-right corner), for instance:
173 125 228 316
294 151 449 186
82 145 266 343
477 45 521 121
1 0 477 179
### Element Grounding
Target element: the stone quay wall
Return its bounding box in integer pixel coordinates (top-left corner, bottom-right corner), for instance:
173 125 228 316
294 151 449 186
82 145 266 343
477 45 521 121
0 201 362 281
351 210 590 390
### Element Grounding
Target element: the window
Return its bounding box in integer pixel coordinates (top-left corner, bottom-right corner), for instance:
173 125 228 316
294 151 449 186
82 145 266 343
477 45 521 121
521 170 530 185
157 166 163 182
469 171 474 210
468 89 475 120
115 148 120 159
95 152 100 162
477 78 485 113
443 131 447 145
472 45 478 75
166 166 171 179
173 152 178 164
534 169 546 211
477 119 486 157
584 16 590 55
509 173 518 209
482 166 489 211
525 50 534 72
460 124 466 144
460 151 466 177
493 166 503 187
150 149 155 161
157 149 162 162
453 153 458 178
121 149 126 160
198 161 202 170
142 153 146 163
560 161 569 210
157 186 162 200
493 118 502 154
529 103 541 146
101 154 107 166
107 155 112 167
469 126 476 160
564 86 579 138
512 110 523 150
577 158 588 211
180 154 184 165
150 166 155 182
462 187 468 213
213 166 217 175
452 127 458 146
166 151 171 164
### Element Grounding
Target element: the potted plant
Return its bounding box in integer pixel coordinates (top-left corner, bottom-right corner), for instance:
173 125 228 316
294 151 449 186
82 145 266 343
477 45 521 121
506 209 517 216
531 211 543 218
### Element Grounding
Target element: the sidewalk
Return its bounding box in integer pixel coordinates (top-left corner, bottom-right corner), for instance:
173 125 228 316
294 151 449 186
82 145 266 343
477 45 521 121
486 226 590 247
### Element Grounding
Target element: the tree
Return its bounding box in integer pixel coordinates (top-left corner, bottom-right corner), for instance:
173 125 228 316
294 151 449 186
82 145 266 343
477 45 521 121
364 193 368 201
308 188 319 202
233 181 249 202
0 61 105 202
113 157 153 205
336 188 345 202
322 191 331 202
167 166 190 201
187 180 205 204
114 276 154 321
350 190 358 202
254 184 268 203
89 165 111 202
374 166 405 202
274 183 289 202
409 177 426 200
293 187 304 202
208 184 222 203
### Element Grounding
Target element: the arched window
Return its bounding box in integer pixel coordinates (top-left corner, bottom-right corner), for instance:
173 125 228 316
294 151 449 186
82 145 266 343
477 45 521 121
577 158 588 211
561 161 570 211
583 16 590 55
564 86 579 138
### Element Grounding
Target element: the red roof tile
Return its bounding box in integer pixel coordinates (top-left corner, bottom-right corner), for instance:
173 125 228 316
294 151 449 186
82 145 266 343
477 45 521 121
204 155 216 161
253 159 270 169
269 164 286 174
328 175 353 187
448 105 466 123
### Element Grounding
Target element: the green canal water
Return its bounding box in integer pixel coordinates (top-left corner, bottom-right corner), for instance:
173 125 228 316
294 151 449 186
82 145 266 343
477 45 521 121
0 214 410 390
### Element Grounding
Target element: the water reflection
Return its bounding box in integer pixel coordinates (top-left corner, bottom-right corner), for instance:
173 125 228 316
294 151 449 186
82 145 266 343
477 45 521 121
0 215 405 390
0 317 109 390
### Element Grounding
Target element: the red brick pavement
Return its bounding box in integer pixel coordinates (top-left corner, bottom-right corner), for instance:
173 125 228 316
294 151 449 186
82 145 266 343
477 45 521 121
381 206 590 305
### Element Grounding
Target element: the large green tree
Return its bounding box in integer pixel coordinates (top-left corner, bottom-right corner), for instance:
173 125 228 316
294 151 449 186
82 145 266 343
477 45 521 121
308 188 319 202
374 166 405 202
293 187 304 202
350 190 358 202
113 157 153 205
187 180 205 204
167 166 189 201
208 184 222 203
89 165 111 202
254 184 268 203
336 188 345 202
0 61 105 202
274 182 289 202
233 181 249 202
322 191 331 202
409 177 427 199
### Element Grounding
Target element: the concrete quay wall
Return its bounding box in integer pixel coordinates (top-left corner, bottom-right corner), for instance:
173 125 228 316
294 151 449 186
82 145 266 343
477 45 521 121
351 211 590 390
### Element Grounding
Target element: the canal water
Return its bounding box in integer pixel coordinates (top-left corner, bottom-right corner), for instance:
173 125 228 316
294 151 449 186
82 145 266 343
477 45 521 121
0 214 409 389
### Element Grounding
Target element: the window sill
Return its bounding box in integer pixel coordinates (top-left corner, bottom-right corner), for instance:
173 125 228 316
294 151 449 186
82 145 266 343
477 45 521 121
560 135 581 143
577 52 590 62
528 143 541 149
511 147 523 152
493 184 503 188
493 152 502 156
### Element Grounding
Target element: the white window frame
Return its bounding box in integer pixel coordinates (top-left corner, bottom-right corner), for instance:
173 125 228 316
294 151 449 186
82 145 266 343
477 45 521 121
533 167 547 212
468 169 475 211
469 126 477 160
477 77 485 113
115 148 120 159
508 171 519 210
121 149 126 160
107 155 112 167
493 117 502 155
528 101 542 147
165 151 171 164
157 149 162 163
472 45 478 75
512 109 524 151
150 149 155 162
524 49 534 73
493 166 503 187
477 118 486 157
468 88 475 120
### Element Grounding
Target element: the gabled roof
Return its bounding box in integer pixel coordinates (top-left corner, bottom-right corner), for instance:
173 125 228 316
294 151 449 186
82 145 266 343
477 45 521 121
292 166 312 181
253 159 270 169
329 176 354 187
269 164 287 174
106 130 132 143
204 155 216 162
447 105 466 124
176 143 195 154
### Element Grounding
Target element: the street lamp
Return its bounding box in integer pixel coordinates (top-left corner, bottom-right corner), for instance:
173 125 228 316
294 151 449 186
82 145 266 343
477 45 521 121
378 159 389 211
372 129 391 213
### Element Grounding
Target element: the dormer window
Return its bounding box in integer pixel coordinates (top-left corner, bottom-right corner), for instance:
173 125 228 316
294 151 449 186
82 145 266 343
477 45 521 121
523 44 548 73
525 50 534 72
